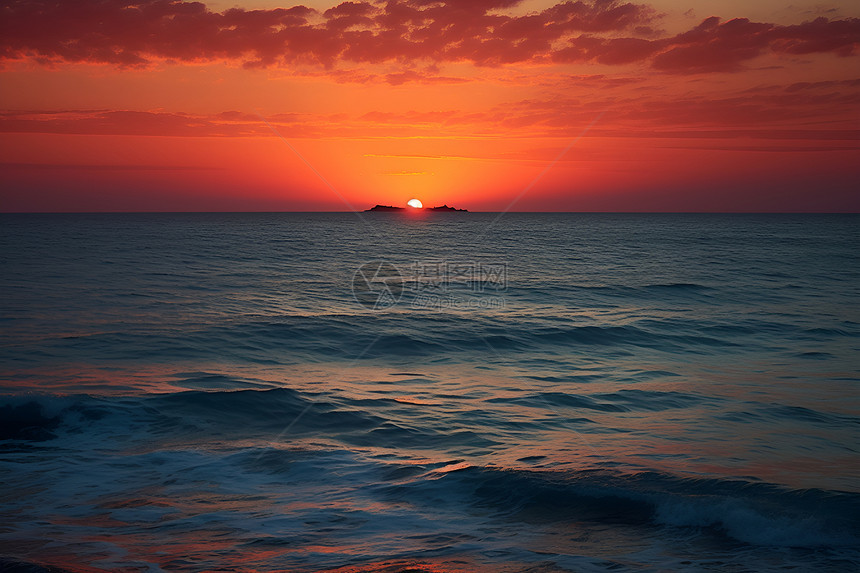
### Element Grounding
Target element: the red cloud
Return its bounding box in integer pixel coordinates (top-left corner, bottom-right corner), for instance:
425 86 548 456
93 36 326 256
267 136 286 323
0 0 653 67
653 15 860 73
0 109 263 137
652 17 774 73
0 1 857 73
770 17 860 56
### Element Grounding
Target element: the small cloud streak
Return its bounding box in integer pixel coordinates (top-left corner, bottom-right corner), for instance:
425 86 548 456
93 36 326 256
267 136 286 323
2 75 859 140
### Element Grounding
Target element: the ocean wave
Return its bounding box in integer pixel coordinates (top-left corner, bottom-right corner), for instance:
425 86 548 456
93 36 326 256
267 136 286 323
3 390 858 570
0 400 62 441
527 282 715 295
0 389 384 445
7 309 859 369
720 403 860 428
393 467 860 550
485 392 629 412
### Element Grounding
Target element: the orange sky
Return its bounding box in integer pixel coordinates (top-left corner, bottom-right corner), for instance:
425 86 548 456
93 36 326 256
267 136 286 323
1 0 858 212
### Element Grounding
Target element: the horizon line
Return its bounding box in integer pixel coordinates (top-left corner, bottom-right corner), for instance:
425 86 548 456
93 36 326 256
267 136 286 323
2 211 858 215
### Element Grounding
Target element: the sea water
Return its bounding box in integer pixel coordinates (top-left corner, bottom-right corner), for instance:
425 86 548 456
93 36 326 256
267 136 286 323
1 213 858 572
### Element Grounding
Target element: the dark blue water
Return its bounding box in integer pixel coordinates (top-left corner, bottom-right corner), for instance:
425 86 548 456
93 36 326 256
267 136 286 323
1 213 858 572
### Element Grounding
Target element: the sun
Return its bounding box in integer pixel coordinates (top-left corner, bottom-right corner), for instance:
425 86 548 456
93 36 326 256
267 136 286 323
407 198 423 209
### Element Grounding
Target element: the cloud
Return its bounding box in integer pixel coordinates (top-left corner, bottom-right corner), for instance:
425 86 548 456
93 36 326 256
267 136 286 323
1 1 856 74
0 162 220 171
4 75 858 141
0 2 624 65
553 35 661 65
651 17 772 73
382 69 470 85
651 15 860 73
492 77 860 138
0 109 269 137
770 16 860 56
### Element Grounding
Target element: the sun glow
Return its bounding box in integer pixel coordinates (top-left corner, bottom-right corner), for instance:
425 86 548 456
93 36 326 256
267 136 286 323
407 198 423 208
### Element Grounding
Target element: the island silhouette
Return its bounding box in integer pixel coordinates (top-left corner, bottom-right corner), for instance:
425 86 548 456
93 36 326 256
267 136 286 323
365 204 468 212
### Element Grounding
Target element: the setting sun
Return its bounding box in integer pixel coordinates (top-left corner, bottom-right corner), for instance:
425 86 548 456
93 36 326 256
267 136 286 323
407 199 423 209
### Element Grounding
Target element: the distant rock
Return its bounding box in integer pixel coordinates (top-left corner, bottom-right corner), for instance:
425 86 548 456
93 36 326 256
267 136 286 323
364 204 468 212
365 205 404 211
427 204 468 212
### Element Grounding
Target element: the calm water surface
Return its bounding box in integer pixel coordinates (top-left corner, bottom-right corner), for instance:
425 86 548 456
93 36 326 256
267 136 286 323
1 213 858 572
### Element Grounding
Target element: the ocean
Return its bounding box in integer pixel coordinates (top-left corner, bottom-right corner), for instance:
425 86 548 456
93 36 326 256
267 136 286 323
1 212 858 572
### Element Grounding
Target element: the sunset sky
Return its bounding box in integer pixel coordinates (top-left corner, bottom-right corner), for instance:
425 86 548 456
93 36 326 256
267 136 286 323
1 0 858 212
